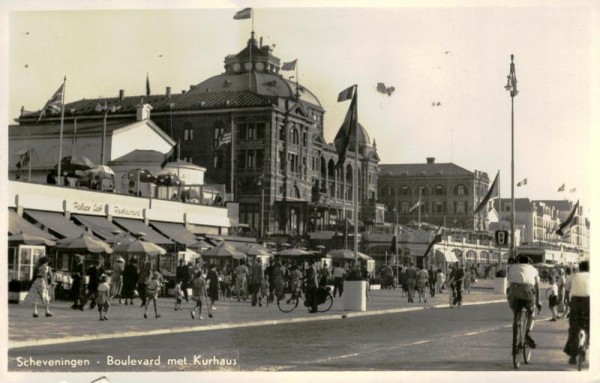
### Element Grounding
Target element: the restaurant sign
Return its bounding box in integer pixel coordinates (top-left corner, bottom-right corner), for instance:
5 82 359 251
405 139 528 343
70 201 105 215
110 204 144 219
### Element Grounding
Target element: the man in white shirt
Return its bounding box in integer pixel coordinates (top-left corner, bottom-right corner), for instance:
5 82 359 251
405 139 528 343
563 260 590 365
507 255 542 349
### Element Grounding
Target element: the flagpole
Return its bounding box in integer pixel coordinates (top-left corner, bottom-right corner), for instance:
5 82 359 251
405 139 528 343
295 61 299 98
57 76 66 186
352 85 359 257
27 148 32 181
230 113 235 201
498 171 503 268
418 188 422 224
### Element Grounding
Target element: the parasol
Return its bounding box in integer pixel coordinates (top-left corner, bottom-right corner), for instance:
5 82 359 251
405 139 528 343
155 173 182 186
275 248 315 257
327 249 372 261
55 233 113 254
236 243 271 257
202 243 246 260
127 168 157 183
8 233 56 247
113 237 167 256
56 155 95 176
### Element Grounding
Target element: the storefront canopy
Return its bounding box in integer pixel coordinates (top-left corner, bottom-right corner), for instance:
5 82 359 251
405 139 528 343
150 221 198 246
435 250 459 263
72 214 129 243
25 210 87 239
8 209 56 241
113 218 172 245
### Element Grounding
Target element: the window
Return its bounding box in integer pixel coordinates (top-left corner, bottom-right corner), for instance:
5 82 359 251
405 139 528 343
399 185 410 195
401 202 409 213
455 201 466 214
279 125 285 141
434 185 445 195
256 149 264 169
237 150 245 168
247 123 256 139
435 202 444 214
213 121 225 148
247 150 256 168
302 131 307 146
291 128 299 145
417 186 429 196
456 185 467 195
279 151 285 172
183 122 194 141
256 122 265 139
238 123 247 139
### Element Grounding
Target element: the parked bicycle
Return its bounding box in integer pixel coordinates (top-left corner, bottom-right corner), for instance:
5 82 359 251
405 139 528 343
277 284 334 313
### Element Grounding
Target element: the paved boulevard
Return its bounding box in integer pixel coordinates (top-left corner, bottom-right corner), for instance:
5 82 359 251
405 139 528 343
8 302 587 372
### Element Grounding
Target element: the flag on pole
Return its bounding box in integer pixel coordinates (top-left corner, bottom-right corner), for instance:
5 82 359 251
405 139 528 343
570 188 577 193
281 59 297 71
390 224 398 254
15 148 31 169
423 222 443 257
146 73 151 96
557 183 565 192
233 7 252 20
409 198 421 213
474 171 499 214
337 85 355 102
517 178 527 187
556 200 579 236
214 131 232 149
160 143 178 169
334 86 357 168
37 83 65 122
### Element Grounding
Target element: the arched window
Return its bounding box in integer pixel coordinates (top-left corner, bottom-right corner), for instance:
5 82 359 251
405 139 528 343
291 127 299 145
434 185 445 195
417 185 429 196
399 185 410 196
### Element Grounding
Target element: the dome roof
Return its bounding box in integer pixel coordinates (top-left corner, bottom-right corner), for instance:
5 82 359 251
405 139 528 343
345 122 372 152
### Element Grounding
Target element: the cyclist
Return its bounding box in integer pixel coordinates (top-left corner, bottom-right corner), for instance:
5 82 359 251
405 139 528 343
563 260 589 365
448 263 465 306
507 255 542 350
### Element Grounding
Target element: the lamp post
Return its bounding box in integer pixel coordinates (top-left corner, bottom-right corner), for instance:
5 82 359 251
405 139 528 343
95 102 121 165
504 54 518 259
257 175 265 240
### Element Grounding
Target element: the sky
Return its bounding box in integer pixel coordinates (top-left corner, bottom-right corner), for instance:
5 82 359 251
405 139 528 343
2 1 598 212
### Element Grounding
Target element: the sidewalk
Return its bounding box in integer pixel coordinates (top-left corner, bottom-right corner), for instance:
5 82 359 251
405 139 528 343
8 280 506 349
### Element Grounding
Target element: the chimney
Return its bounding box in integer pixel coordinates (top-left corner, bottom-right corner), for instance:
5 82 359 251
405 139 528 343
166 86 171 97
136 103 153 121
426 157 435 164
119 89 125 101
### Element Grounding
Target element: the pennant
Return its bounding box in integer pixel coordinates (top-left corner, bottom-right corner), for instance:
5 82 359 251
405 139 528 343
281 59 297 71
37 83 65 122
570 188 577 193
390 224 398 254
160 143 178 169
146 73 151 96
423 223 443 257
338 85 355 102
409 198 421 214
556 200 579 236
233 8 252 20
557 183 565 192
474 171 499 214
333 88 357 168
517 178 527 187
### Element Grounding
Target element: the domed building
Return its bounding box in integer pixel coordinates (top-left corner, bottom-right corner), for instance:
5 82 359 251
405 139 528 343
15 33 381 240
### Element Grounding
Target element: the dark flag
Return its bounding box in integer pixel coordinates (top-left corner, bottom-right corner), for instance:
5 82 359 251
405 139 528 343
423 223 443 257
281 59 297 71
36 83 65 122
474 171 499 214
334 86 357 168
233 8 252 20
556 200 579 236
557 183 565 192
160 143 178 169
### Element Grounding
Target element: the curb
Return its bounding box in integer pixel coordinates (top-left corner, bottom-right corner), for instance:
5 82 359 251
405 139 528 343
9 298 507 350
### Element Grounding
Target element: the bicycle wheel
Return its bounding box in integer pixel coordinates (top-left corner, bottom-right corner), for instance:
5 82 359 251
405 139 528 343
277 292 299 313
513 311 522 369
318 293 334 313
578 330 587 371
522 312 531 364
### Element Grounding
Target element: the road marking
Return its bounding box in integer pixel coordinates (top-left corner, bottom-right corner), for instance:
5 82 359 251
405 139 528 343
8 299 509 350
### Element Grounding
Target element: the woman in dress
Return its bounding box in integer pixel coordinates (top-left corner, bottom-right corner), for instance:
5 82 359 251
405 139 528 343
121 258 139 305
206 264 220 310
111 257 125 303
24 256 53 317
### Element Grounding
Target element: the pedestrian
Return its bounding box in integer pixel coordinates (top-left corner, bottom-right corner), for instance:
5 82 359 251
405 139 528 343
174 281 183 311
70 254 86 310
548 277 559 321
207 264 220 310
563 261 589 365
448 263 465 306
259 276 270 307
416 265 429 303
264 260 275 303
463 267 472 294
289 264 303 300
428 265 437 297
436 268 446 294
176 258 190 302
137 254 152 307
110 257 125 303
190 271 207 320
143 271 162 319
248 258 263 307
24 256 53 318
304 259 319 313
318 264 330 288
332 263 345 298
96 275 110 321
235 260 249 302
272 261 286 301
398 266 407 297
121 258 138 305
562 267 572 319
82 258 105 309
557 268 566 314
221 265 232 299
405 263 417 303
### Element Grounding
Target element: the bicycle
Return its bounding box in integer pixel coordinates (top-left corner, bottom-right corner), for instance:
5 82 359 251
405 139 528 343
577 328 588 371
512 306 533 369
277 285 334 313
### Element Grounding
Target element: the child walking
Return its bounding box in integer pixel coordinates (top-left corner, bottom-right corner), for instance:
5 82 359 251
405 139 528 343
174 281 184 311
549 277 559 321
97 275 110 321
190 271 206 320
258 277 270 307
144 271 162 319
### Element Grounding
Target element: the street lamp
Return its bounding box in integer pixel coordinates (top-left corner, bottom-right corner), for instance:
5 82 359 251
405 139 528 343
505 54 518 259
257 175 265 240
95 101 121 165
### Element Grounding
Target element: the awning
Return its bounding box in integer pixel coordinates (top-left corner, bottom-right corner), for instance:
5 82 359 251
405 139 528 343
113 218 172 245
8 209 56 241
72 214 127 242
150 221 198 245
25 210 87 239
435 250 459 263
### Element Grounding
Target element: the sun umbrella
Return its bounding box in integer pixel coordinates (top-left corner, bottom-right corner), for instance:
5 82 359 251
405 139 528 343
236 243 271 257
113 239 167 256
55 233 113 254
327 249 372 261
275 248 314 257
202 243 246 260
8 233 56 246
56 155 95 176
181 188 200 201
127 168 157 183
83 165 115 179
155 173 182 186
186 240 214 252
